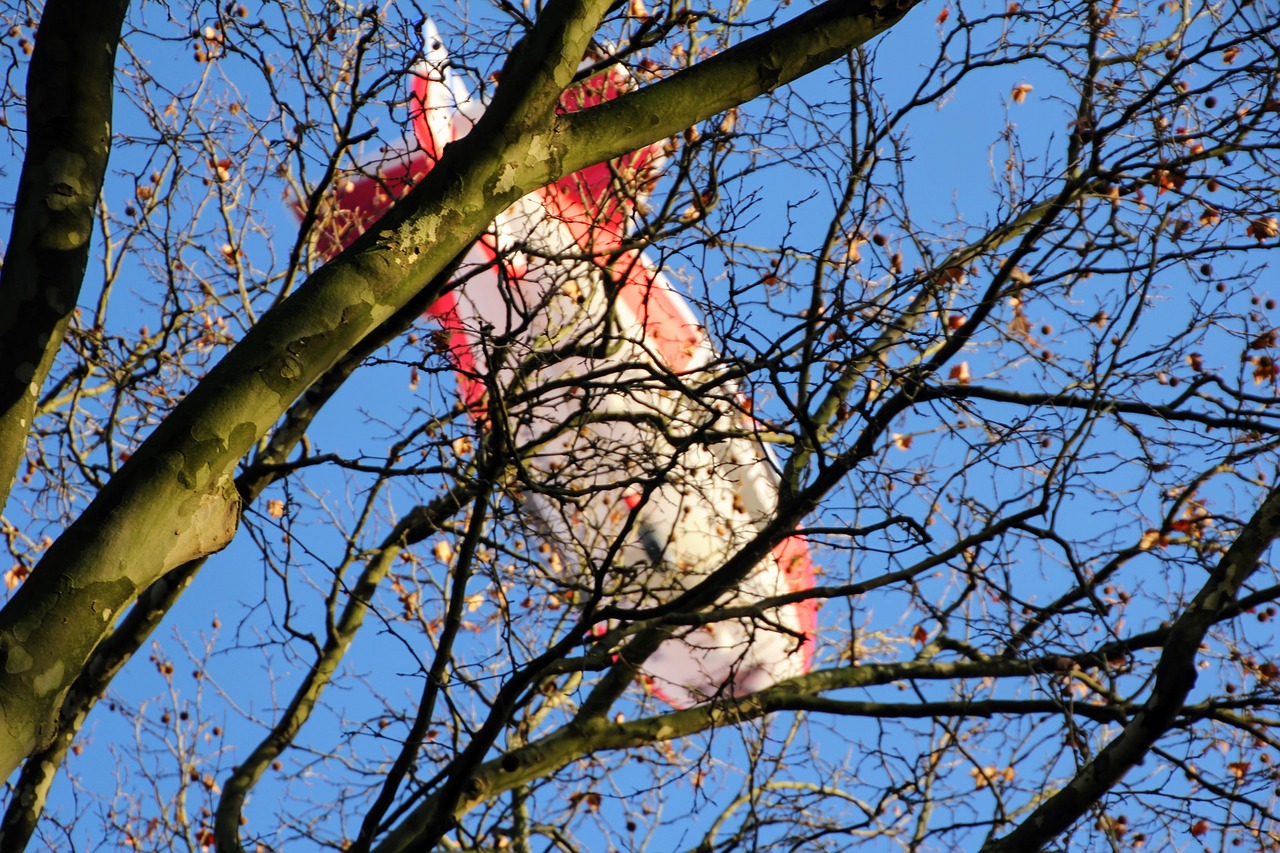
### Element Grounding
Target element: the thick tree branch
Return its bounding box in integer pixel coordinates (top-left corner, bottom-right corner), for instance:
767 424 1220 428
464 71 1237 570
554 0 925 178
0 558 202 853
0 0 129 510
0 0 609 774
0 0 924 783
0 242 476 847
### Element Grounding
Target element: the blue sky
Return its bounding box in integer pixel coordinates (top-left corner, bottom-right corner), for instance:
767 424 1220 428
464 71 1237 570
4 0 1276 849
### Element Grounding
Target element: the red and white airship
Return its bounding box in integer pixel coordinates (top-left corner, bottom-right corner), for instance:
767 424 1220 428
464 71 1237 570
309 21 816 707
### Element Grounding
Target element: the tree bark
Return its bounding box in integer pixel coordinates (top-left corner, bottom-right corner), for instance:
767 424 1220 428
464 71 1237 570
0 0 921 781
0 0 130 511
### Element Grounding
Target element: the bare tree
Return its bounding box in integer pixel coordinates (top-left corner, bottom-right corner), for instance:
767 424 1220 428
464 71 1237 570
3 0 1280 850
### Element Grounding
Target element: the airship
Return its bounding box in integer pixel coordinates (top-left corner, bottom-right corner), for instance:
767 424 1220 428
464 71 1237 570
308 21 816 707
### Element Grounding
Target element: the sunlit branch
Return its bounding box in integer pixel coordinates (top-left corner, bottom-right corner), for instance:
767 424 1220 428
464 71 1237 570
214 480 484 852
933 381 1280 436
0 238 477 847
374 648 1214 851
983 485 1280 852
351 480 496 852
